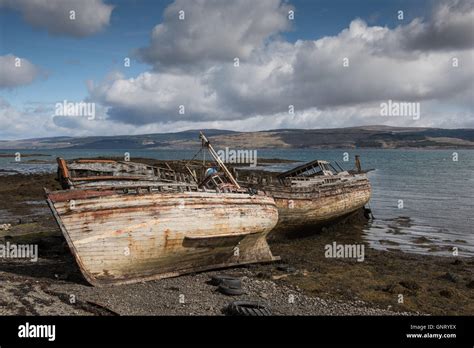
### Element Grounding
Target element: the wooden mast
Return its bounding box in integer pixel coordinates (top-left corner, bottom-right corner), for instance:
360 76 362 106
199 131 241 189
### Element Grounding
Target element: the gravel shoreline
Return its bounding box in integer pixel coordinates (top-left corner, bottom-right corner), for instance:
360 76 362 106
0 265 411 316
1 173 472 316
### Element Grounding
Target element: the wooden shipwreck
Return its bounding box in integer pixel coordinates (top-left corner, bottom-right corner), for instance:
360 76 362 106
45 137 279 286
236 158 372 239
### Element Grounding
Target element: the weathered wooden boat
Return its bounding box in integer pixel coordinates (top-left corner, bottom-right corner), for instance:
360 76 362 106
45 150 279 286
54 157 196 190
236 158 372 239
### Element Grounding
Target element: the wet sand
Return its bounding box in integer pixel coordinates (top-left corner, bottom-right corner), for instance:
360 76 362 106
0 173 472 315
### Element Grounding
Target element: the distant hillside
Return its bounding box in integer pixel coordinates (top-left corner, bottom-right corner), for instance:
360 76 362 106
1 126 473 150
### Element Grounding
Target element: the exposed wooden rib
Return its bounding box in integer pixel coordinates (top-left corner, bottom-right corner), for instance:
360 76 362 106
57 157 70 179
236 160 372 239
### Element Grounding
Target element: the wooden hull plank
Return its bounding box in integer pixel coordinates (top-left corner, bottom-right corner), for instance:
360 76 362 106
46 189 279 286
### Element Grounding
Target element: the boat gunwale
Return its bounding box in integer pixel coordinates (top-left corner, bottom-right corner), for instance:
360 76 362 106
46 186 277 203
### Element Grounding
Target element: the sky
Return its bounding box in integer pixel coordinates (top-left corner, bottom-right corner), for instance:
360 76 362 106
0 0 473 140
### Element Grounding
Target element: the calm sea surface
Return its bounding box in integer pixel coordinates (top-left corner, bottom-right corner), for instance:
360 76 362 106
1 148 473 257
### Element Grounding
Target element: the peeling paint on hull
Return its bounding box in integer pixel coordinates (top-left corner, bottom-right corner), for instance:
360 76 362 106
237 167 372 239
46 190 279 286
269 184 371 238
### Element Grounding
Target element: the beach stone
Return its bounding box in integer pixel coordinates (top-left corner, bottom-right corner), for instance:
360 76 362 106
255 271 271 279
439 272 459 283
439 289 453 298
383 283 405 294
277 264 296 273
399 280 421 291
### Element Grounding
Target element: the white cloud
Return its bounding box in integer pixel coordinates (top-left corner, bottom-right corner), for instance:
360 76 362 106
137 0 292 70
2 0 473 139
2 98 472 140
0 0 113 37
0 98 50 139
89 0 474 128
88 70 220 124
0 98 125 139
0 54 42 89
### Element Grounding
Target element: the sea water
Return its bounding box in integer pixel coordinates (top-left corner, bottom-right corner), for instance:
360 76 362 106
1 148 472 257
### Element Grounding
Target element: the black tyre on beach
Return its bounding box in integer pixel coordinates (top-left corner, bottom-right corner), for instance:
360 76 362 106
224 301 272 316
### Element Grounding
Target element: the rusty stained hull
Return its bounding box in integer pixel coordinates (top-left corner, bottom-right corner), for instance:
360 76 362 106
46 190 279 286
266 180 371 238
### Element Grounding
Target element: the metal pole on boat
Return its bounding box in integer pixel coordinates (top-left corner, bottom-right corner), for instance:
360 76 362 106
355 155 362 173
199 131 241 189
